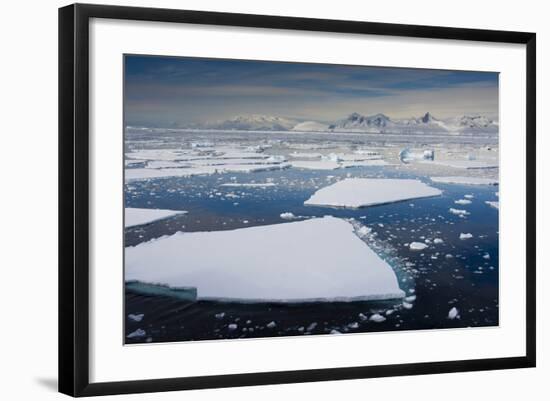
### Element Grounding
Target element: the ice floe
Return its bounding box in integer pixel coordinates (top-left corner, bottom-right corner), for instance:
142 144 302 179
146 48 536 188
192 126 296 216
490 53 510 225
304 178 442 208
485 201 499 209
430 176 498 185
459 233 473 240
409 242 428 251
280 212 297 220
290 160 341 170
125 216 405 302
448 307 460 319
125 208 187 228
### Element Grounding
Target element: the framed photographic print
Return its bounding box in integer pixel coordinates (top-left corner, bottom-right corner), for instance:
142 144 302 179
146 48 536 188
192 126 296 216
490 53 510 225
58 3 536 397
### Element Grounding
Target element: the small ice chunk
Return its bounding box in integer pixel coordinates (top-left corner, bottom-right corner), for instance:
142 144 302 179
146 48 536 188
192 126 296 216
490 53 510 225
409 242 428 251
358 313 368 321
459 233 473 240
215 312 226 319
454 199 472 205
266 321 277 329
228 323 238 331
330 329 342 334
126 328 146 339
369 313 386 323
448 307 460 319
404 295 417 302
402 302 413 309
280 212 297 220
348 322 359 329
357 226 372 237
449 208 470 216
128 313 144 322
433 238 444 244
307 322 318 332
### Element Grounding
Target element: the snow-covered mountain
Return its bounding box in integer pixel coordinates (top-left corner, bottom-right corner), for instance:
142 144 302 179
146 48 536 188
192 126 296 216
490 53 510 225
291 121 329 132
201 112 498 134
329 112 395 132
207 115 297 131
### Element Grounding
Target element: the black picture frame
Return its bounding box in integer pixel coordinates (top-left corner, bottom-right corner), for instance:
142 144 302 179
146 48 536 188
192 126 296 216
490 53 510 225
59 3 536 397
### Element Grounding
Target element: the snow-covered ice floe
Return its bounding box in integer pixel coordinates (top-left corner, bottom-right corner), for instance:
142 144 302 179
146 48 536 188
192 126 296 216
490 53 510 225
430 176 499 186
125 208 187 228
125 216 405 303
485 201 499 209
304 178 442 208
290 160 341 170
125 163 289 181
422 160 498 169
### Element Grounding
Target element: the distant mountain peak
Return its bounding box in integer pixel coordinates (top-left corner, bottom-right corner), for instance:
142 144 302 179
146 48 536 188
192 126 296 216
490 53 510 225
421 112 436 123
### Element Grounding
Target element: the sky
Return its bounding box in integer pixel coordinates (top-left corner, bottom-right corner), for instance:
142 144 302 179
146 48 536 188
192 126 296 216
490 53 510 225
124 55 499 128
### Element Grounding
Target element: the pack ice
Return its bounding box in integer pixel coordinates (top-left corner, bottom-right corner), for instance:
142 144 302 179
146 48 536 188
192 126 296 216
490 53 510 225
125 216 405 302
304 178 442 208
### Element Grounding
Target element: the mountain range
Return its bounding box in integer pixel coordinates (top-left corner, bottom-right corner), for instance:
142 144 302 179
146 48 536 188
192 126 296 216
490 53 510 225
198 112 498 134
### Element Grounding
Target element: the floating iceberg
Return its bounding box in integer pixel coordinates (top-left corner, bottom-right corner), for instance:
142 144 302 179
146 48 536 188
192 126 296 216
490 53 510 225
430 176 499 185
125 216 405 302
304 178 442 208
125 208 187 228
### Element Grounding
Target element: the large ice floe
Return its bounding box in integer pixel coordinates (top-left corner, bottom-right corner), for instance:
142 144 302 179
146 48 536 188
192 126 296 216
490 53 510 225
125 208 186 228
304 178 442 208
125 216 405 302
430 176 499 185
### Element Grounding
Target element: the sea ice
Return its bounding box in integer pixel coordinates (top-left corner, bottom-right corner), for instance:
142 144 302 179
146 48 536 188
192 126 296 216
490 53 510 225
409 242 428 251
454 199 472 205
369 313 386 323
430 176 498 186
280 212 297 220
459 233 473 240
485 201 499 209
448 307 460 319
290 160 341 170
125 208 187 228
125 216 405 302
220 182 275 188
424 160 498 169
304 178 441 208
449 208 470 217
128 313 144 322
126 328 146 339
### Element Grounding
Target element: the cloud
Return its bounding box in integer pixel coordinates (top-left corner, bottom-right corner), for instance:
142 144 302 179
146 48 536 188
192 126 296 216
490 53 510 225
124 55 499 126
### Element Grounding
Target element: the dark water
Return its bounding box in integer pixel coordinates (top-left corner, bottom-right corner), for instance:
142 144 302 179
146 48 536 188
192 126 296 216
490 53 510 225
124 165 499 344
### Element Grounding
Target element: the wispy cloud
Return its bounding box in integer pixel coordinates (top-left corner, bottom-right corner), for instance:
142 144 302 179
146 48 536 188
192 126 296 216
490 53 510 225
124 55 499 127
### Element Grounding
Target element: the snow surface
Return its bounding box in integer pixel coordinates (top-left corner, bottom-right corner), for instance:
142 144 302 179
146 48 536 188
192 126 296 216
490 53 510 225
125 208 186 228
125 216 405 302
430 176 499 185
304 178 442 208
